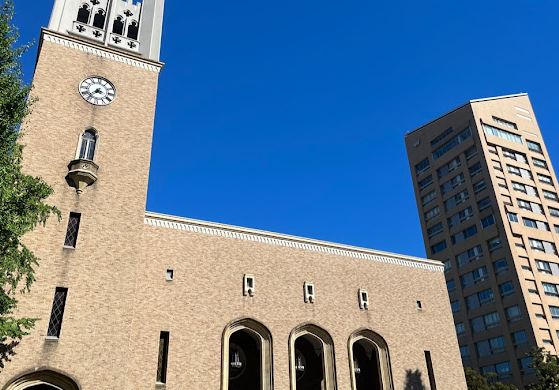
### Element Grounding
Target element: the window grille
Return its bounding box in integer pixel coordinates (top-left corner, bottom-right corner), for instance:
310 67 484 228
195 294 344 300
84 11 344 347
47 287 68 338
64 213 81 248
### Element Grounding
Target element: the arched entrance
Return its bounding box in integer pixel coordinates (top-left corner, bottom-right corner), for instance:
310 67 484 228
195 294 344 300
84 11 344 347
4 370 79 390
290 324 337 390
222 318 273 390
349 330 393 390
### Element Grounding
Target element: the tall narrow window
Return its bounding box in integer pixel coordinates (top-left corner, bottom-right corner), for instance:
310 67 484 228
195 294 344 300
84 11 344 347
47 288 68 338
157 331 170 384
127 21 139 39
424 351 437 390
64 213 81 248
92 9 106 29
79 130 97 161
77 4 90 24
113 16 125 35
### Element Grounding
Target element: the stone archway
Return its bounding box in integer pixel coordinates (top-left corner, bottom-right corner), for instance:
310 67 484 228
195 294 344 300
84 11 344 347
348 330 394 390
4 370 79 390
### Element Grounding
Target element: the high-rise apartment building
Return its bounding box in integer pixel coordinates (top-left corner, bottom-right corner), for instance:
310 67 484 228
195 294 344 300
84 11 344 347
406 93 559 388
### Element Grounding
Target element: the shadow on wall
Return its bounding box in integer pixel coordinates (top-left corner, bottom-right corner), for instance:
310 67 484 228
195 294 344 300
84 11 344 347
404 369 426 390
0 340 19 370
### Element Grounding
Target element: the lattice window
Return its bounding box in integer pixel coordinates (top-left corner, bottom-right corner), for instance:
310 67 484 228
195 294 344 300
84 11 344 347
157 331 170 383
47 288 68 338
64 213 81 248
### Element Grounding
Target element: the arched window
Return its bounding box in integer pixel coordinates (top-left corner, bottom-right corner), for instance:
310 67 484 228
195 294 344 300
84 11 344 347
290 324 337 390
79 130 97 161
77 3 91 24
5 369 80 390
127 20 139 40
222 319 273 390
112 16 125 35
349 330 393 390
93 9 106 29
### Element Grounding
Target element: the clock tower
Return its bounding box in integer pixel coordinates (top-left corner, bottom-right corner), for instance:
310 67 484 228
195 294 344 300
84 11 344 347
1 0 165 389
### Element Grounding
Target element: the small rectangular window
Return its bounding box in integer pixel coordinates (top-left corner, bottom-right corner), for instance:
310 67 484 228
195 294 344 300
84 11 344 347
64 212 81 248
47 287 68 338
304 282 315 303
424 351 437 390
244 274 255 296
166 269 174 281
157 331 170 384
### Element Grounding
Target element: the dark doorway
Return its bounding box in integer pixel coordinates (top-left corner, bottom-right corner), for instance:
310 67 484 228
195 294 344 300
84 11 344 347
77 4 90 24
93 10 106 29
295 335 325 390
229 329 262 390
112 16 125 35
353 340 382 390
127 21 139 40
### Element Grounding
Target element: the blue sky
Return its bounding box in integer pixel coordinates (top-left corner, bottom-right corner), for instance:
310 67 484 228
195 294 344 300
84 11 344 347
16 1 559 258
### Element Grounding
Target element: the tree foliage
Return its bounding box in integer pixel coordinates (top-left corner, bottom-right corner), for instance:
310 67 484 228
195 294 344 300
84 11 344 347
0 0 59 341
528 348 559 390
465 367 517 390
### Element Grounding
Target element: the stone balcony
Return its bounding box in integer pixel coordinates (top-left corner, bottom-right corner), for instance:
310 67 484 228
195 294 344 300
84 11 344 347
108 33 140 53
66 159 99 194
70 21 105 43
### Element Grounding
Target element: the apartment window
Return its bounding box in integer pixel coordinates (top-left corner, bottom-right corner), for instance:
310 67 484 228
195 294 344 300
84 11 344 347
527 140 543 153
550 306 559 319
422 190 437 206
465 288 494 310
544 190 559 202
465 145 478 160
488 237 503 252
493 258 508 274
478 197 492 211
530 239 557 254
446 279 456 292
430 127 453 146
483 124 522 144
418 175 433 190
536 260 552 274
460 345 470 360
493 116 518 130
447 206 474 228
481 214 496 229
432 127 472 160
424 206 440 222
502 148 527 163
471 312 500 333
511 330 528 346
476 336 505 357
443 259 452 272
512 182 538 196
523 218 550 231
519 356 534 374
506 305 522 322
427 222 444 239
437 157 461 178
555 225 559 234
550 207 559 218
156 331 170 384
460 266 489 288
538 173 553 185
415 158 430 175
47 287 68 338
440 173 465 195
487 144 498 154
455 322 466 336
445 190 469 211
507 213 518 223
431 240 447 254
456 245 483 268
518 199 544 214
451 225 477 245
473 179 487 194
499 281 515 297
533 157 548 169
543 283 559 296
507 164 532 179
468 162 482 177
451 300 460 313
64 213 81 248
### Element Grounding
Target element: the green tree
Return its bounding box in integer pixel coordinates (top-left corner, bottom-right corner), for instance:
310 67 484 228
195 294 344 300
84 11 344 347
465 367 517 390
0 0 59 342
528 348 559 390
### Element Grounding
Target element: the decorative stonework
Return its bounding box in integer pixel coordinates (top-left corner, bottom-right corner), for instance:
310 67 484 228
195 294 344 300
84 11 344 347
144 212 444 272
43 30 162 73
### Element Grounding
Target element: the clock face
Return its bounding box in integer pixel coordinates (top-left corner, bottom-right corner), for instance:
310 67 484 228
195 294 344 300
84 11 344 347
79 77 116 106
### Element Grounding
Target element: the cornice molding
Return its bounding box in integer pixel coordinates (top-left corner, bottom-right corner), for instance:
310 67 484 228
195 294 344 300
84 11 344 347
41 29 163 73
144 212 444 272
